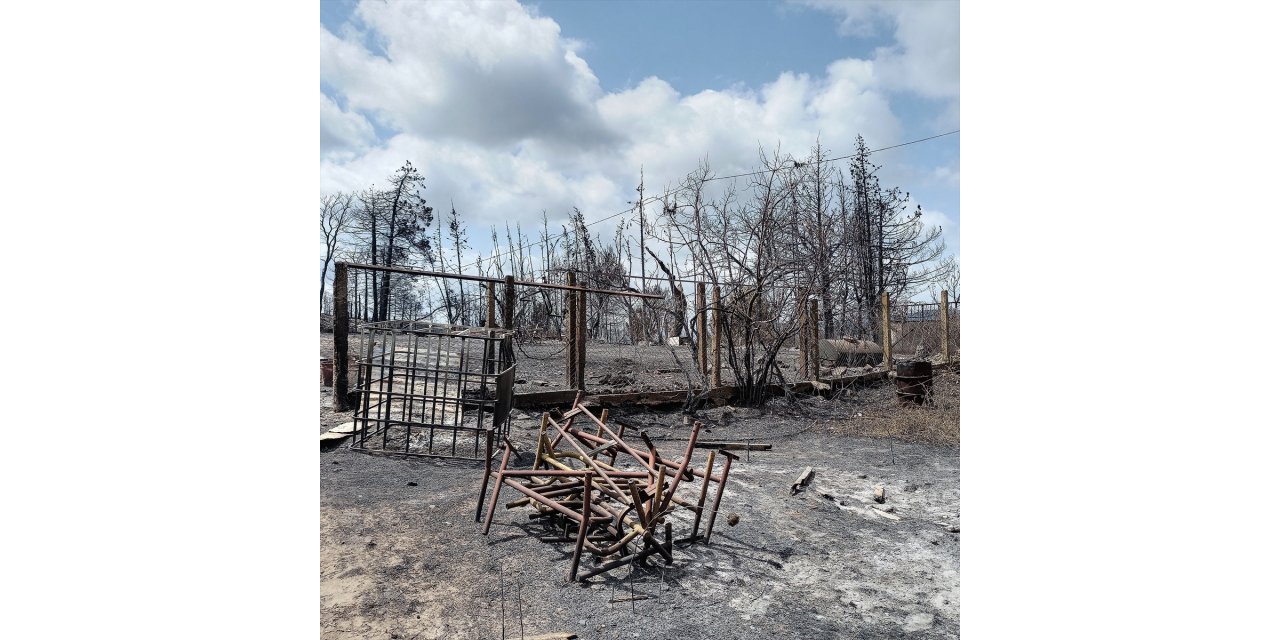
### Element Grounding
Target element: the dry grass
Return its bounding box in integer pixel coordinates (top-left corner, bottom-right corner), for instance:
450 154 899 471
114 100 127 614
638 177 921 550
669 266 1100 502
827 367 960 444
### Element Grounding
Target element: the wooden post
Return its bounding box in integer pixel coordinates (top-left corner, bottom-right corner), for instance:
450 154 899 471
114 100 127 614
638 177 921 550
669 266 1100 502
696 281 708 376
333 262 351 411
486 282 496 328
809 298 819 380
940 290 950 364
576 284 587 391
484 284 497 376
797 288 809 378
565 271 577 388
881 291 892 372
503 275 516 330
711 285 721 387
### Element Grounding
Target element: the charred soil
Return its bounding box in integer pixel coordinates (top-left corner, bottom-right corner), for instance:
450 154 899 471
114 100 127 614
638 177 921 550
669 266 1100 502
320 335 960 639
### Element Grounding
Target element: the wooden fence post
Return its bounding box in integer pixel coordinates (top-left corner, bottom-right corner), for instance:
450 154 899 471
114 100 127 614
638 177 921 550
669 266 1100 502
576 284 587 391
711 285 722 387
486 282 496 328
483 284 497 375
565 270 577 388
333 262 351 411
809 298 819 380
696 281 708 376
503 275 516 330
881 292 892 372
940 290 950 364
797 288 809 378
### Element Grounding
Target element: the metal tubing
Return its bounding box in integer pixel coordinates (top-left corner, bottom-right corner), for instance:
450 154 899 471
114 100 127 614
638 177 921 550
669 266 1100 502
577 545 665 581
475 428 494 522
656 421 703 514
690 451 716 538
481 442 514 535
568 472 593 581
339 261 662 299
703 450 739 542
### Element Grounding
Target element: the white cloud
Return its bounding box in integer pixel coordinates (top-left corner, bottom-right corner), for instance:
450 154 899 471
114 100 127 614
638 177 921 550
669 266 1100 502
319 92 376 159
319 0 952 250
321 0 614 149
791 0 959 99
917 207 954 237
914 205 960 264
933 165 960 187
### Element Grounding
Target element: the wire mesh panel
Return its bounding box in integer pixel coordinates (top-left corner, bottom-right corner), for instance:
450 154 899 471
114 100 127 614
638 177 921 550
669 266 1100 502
888 300 960 359
351 321 515 460
944 301 959 360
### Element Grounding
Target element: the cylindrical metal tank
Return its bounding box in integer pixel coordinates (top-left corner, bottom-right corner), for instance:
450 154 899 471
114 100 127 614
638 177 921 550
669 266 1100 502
895 360 933 405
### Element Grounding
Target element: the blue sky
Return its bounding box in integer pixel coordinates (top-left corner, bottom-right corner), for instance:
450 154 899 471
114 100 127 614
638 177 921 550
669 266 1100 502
320 0 959 279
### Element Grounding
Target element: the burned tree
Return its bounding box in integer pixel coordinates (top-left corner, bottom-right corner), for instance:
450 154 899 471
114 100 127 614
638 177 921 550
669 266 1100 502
841 136 954 339
662 151 806 406
319 191 356 312
378 162 434 322
343 162 435 322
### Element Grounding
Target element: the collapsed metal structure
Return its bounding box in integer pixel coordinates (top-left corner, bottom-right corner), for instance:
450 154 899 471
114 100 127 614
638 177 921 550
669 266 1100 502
351 320 515 460
475 398 738 581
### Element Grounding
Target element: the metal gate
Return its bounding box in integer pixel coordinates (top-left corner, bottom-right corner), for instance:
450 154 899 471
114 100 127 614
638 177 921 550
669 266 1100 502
350 321 515 460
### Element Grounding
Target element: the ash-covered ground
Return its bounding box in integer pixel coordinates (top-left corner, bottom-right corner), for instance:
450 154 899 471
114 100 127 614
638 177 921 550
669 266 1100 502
321 385 960 639
322 333 890 398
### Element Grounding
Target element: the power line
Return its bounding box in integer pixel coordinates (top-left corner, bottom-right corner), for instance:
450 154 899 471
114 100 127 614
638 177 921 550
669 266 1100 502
482 129 959 266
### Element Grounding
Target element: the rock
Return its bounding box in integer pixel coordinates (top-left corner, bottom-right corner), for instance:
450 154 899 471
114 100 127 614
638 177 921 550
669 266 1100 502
598 374 613 384
948 525 960 533
857 473 868 479
719 407 735 426
407 482 418 487
873 486 886 503
727 513 740 526
515 378 527 384
904 483 920 492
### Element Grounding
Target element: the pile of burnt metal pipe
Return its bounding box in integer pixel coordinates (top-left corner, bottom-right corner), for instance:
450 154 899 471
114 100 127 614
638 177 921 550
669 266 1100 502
475 397 738 581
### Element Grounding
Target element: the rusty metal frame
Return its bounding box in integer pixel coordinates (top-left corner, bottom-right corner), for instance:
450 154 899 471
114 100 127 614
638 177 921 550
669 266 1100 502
350 320 515 461
475 398 737 581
